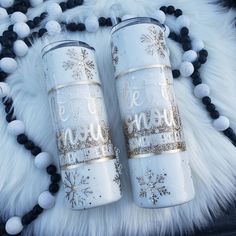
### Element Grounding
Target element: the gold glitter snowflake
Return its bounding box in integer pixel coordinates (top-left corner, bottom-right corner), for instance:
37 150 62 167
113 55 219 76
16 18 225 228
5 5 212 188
62 48 95 80
141 26 167 58
136 169 170 205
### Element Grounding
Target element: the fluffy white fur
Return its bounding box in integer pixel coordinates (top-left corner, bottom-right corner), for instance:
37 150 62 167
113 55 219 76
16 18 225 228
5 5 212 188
1 0 236 235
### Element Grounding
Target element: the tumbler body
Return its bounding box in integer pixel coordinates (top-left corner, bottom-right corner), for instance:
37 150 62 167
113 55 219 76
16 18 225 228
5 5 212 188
42 40 121 210
111 18 195 208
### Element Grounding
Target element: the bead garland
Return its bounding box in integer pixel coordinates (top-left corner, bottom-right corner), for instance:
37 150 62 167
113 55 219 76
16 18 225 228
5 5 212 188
0 2 235 235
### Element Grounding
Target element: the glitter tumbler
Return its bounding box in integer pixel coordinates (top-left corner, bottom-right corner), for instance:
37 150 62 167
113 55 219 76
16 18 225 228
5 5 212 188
42 40 121 210
111 17 195 208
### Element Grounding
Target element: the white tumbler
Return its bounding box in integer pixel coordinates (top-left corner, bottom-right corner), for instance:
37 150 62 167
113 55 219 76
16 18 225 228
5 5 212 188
111 17 195 208
42 40 122 210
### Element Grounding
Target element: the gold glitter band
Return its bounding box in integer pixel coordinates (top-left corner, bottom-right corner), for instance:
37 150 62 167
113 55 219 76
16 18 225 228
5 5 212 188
48 80 101 94
115 64 171 80
60 155 115 170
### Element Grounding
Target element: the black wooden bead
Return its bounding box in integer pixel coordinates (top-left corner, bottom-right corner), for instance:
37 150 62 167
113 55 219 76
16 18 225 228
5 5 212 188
40 12 47 20
182 42 192 51
5 104 13 114
3 31 17 41
174 9 182 17
167 5 175 14
38 28 47 37
27 20 35 29
31 146 42 156
206 103 216 112
168 32 177 41
199 55 207 64
223 127 234 136
106 18 112 26
18 5 27 14
160 6 167 13
66 23 78 31
31 31 38 39
77 23 85 31
2 97 13 106
199 49 208 57
8 25 14 31
22 213 33 225
116 17 122 23
59 2 67 11
193 61 201 70
47 165 57 175
172 70 180 78
67 0 75 9
7 7 14 14
98 17 106 26
51 173 61 183
202 96 211 105
24 141 35 150
33 17 41 26
74 0 84 5
24 38 32 47
181 35 191 44
191 70 200 79
6 113 15 123
0 48 16 59
210 110 220 119
32 204 43 215
49 183 59 194
192 77 202 86
180 27 189 36
0 71 8 82
17 134 28 144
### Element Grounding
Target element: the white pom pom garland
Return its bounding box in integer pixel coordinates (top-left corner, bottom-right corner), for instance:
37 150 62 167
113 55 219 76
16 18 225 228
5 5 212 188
35 152 53 169
0 0 14 8
85 16 99 33
11 12 27 23
13 40 29 57
46 3 62 18
0 7 8 20
0 82 10 98
156 10 166 24
193 84 210 99
180 61 194 77
192 38 205 52
45 20 61 35
38 191 56 209
213 116 230 131
13 22 30 38
5 216 23 235
182 50 198 63
7 120 25 136
0 57 18 73
176 15 190 28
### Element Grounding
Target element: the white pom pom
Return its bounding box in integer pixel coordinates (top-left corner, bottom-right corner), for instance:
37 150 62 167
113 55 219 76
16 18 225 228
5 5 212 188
11 12 27 23
13 22 30 38
192 39 205 52
177 15 190 28
85 16 99 33
35 152 53 169
0 82 10 98
38 191 56 209
164 25 170 38
0 7 8 20
156 10 166 24
7 120 25 136
193 84 210 99
0 57 17 73
30 0 43 7
180 61 194 77
122 15 135 21
213 116 230 131
5 216 23 235
182 50 198 63
13 40 29 57
1 0 14 8
46 3 62 18
45 20 61 35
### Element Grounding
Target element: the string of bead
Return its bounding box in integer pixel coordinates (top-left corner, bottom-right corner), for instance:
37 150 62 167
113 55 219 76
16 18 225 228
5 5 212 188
0 3 236 235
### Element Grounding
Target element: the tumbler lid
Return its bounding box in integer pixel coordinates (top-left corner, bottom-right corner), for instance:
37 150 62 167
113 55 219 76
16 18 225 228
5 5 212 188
42 40 95 58
111 17 164 35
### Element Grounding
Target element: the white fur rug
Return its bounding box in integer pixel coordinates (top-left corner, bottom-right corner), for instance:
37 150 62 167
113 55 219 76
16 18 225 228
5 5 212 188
1 0 236 235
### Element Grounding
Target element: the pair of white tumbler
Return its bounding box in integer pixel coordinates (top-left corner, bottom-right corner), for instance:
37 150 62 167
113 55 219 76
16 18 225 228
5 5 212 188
42 17 195 210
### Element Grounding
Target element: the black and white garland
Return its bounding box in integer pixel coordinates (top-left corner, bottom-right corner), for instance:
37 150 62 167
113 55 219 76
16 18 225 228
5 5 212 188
0 2 235 235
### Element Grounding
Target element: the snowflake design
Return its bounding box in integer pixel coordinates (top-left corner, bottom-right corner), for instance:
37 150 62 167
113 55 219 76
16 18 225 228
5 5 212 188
63 171 93 208
136 169 170 206
62 48 95 80
140 26 167 58
113 147 122 194
111 42 119 66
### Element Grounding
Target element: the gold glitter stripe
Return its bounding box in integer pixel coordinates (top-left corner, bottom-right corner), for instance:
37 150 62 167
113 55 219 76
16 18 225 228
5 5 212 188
115 64 171 80
48 80 101 94
128 148 185 159
60 156 115 170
